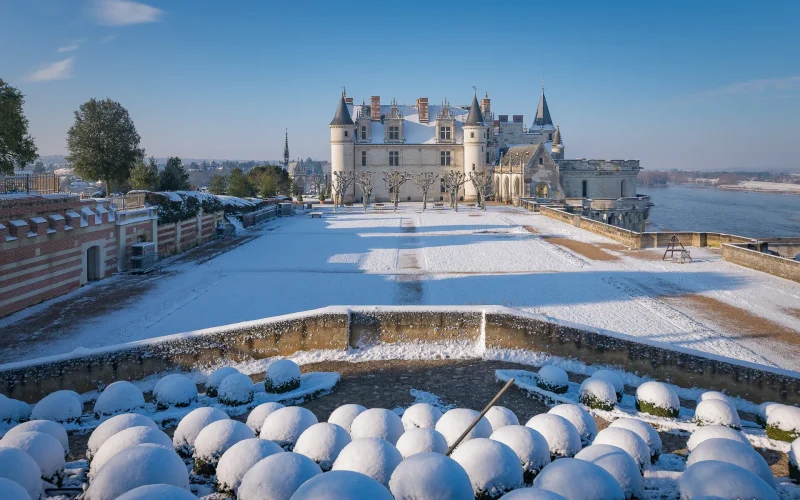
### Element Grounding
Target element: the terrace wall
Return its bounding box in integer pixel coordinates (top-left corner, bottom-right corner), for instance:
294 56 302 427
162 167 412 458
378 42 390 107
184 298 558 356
156 211 223 258
722 244 800 284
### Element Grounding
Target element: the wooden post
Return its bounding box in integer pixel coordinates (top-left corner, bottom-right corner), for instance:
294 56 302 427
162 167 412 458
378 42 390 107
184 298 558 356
445 378 515 456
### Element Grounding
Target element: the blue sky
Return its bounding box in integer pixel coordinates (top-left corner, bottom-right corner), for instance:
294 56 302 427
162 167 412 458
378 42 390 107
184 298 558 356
2 0 799 170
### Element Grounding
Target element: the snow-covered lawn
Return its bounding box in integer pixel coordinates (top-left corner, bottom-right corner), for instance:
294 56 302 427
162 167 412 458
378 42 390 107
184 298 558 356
1 204 799 370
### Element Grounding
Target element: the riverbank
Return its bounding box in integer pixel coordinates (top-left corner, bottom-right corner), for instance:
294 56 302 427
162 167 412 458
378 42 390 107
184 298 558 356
718 181 800 195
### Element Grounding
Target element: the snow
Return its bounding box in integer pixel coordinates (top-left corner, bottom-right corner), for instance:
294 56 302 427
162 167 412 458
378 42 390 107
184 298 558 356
548 404 597 446
767 405 800 435
349 408 405 445
205 366 240 397
31 389 83 422
192 419 253 472
116 484 197 500
84 444 191 500
294 422 352 470
687 438 776 490
679 460 778 500
237 452 322 499
686 425 751 452
90 426 173 477
332 437 403 486
694 399 741 428
0 430 64 481
87 413 158 460
291 470 393 500
435 408 493 448
0 447 44 500
497 490 567 499
6 420 68 459
791 437 799 467
264 359 301 393
0 395 30 423
245 402 284 434
94 381 145 416
395 428 448 458
575 444 644 499
759 402 780 425
401 403 442 430
579 378 617 411
489 425 551 480
215 438 283 493
525 414 582 458
592 427 651 472
0 478 29 500
537 365 569 393
172 407 229 456
259 406 318 450
217 372 255 405
152 374 198 408
486 406 520 431
608 418 662 461
697 391 730 404
533 458 625 500
328 404 367 433
590 370 624 401
449 437 523 498
388 452 474 499
635 381 679 417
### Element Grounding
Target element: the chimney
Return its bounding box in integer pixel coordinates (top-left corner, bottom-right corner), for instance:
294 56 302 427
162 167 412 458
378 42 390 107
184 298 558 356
513 115 524 124
345 97 353 105
370 96 381 120
499 115 509 123
416 97 429 123
481 93 491 119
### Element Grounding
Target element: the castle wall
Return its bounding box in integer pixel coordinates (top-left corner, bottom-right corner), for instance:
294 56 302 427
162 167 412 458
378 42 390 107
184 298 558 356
560 168 640 199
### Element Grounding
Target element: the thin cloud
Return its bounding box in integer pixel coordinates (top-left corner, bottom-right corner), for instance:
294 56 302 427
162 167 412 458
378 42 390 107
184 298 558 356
57 44 80 53
27 57 75 82
89 0 164 26
100 34 119 43
690 76 800 100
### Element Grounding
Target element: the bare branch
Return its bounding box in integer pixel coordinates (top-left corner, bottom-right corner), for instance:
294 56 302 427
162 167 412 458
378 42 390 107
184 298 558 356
382 170 412 212
413 172 438 211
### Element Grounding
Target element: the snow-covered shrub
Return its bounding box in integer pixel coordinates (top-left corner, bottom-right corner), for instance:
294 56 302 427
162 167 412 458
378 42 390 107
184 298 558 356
1 430 65 483
686 424 751 452
217 372 255 406
790 437 799 484
145 191 223 225
608 418 662 462
292 470 393 500
533 458 624 500
0 447 44 500
116 484 197 500
590 370 625 402
349 408 405 445
435 408 493 448
694 399 741 429
172 407 229 457
486 406 519 431
193 419 254 475
237 452 322 500
450 438 523 499
687 438 775 491
5 419 69 456
88 413 158 460
496 490 567 499
537 365 569 394
84 444 190 500
697 390 730 405
215 438 283 494
259 406 318 450
245 402 284 434
758 401 780 427
579 378 617 411
0 394 30 423
634 381 679 418
679 460 778 500
575 444 643 500
401 402 442 430
766 404 800 442
0 477 29 500
490 425 551 484
525 414 582 459
592 427 650 471
90 426 173 477
328 403 366 433
294 422 352 470
152 374 197 410
31 390 83 423
549 404 597 445
389 452 473 500
263 359 301 393
94 381 145 416
395 428 448 458
332 437 403 486
205 366 240 397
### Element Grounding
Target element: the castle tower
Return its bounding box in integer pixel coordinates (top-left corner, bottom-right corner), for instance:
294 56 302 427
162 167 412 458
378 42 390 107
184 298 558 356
551 125 564 159
283 129 290 169
330 90 355 201
533 86 554 130
463 92 487 202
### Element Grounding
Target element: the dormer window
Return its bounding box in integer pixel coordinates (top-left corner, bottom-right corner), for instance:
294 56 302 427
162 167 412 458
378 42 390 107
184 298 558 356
439 127 451 140
361 126 367 140
539 157 544 165
389 126 400 140
548 133 553 141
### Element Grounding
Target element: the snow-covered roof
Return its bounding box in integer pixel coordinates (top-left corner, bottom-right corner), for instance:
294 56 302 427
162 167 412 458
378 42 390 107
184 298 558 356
30 217 47 224
9 220 28 227
351 103 471 145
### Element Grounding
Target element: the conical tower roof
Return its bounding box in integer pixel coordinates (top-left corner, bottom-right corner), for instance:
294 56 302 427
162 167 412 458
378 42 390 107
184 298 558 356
330 93 354 126
464 93 485 126
552 125 562 145
534 90 553 128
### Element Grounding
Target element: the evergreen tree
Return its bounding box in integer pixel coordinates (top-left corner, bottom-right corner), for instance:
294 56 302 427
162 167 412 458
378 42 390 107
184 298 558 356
129 156 160 190
227 168 254 198
258 172 278 198
0 79 38 174
208 174 228 195
159 156 190 191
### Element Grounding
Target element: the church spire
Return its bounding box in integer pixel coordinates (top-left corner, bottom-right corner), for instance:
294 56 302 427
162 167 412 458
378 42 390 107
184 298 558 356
552 125 562 145
534 87 553 128
283 128 290 168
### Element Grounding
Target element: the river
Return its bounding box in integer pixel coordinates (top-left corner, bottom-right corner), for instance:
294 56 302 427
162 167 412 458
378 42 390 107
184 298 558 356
638 185 800 238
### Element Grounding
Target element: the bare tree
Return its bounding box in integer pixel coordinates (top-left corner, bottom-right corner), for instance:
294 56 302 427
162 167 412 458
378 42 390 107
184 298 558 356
331 170 354 211
382 170 412 212
413 172 439 211
469 171 493 210
356 171 375 212
442 170 468 211
309 174 325 195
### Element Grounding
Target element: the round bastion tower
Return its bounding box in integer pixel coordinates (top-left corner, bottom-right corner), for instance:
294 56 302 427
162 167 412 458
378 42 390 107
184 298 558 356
329 91 355 203
462 93 487 202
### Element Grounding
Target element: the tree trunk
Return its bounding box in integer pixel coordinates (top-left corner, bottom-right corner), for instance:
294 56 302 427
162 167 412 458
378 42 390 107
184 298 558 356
422 191 427 211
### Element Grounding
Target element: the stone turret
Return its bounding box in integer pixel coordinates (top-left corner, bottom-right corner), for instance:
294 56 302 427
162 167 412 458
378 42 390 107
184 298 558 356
463 93 487 202
551 125 564 159
330 91 355 201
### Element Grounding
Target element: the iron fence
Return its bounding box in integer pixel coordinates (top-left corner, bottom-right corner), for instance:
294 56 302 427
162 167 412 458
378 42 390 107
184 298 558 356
0 173 60 194
109 192 146 211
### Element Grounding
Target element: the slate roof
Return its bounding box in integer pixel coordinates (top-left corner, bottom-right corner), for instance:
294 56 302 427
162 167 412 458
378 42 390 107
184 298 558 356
533 91 553 128
464 94 485 126
330 94 354 126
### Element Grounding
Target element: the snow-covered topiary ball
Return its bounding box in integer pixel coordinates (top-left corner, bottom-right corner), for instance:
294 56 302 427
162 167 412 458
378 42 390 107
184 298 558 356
0 477 30 500
245 402 284 434
291 470 393 500
31 390 82 423
592 427 650 471
679 460 778 500
635 381 679 418
116 484 197 500
435 408 493 448
1 430 65 483
401 403 442 430
537 365 569 394
486 406 519 432
686 424 751 452
525 414 582 459
389 452 473 500
789 437 799 484
205 366 240 397
608 418 662 462
84 444 190 500
758 402 780 427
0 447 44 500
490 425 551 483
497 490 567 499
575 444 643 500
694 399 741 429
349 408 405 445
90 426 173 477
259 406 318 450
450 438 523 499
193 419 254 475
87 413 158 460
395 428 448 458
294 422 352 470
172 407 229 457
152 374 197 410
697 391 730 405
94 381 145 416
328 403 366 433
217 372 255 406
687 438 775 491
264 359 301 393
549 404 597 445
0 394 30 423
237 452 322 500
533 458 624 500
5 419 69 456
332 437 403 486
579 378 617 411
215 438 283 494
591 370 625 402
766 404 800 442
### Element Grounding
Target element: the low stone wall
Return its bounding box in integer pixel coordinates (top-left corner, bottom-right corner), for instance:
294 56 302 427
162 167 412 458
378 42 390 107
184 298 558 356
722 244 800 284
157 211 223 258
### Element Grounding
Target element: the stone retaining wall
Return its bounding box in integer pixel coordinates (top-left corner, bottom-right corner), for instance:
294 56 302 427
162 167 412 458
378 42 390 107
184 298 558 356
722 244 800 284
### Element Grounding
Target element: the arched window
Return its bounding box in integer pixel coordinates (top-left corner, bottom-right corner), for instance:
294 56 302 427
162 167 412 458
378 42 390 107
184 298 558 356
582 180 588 198
621 179 627 197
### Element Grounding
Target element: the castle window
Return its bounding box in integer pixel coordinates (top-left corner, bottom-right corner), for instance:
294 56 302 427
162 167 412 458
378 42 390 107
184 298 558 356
472 164 475 171
548 133 552 141
439 126 451 140
486 152 490 163
361 151 367 167
539 157 543 165
440 151 451 166
389 126 400 140
344 130 348 137
389 151 399 167
361 126 367 140
582 180 588 197
470 132 475 138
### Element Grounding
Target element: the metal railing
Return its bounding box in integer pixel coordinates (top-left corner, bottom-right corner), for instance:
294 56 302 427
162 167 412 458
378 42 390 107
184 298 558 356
0 173 60 194
109 192 146 211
